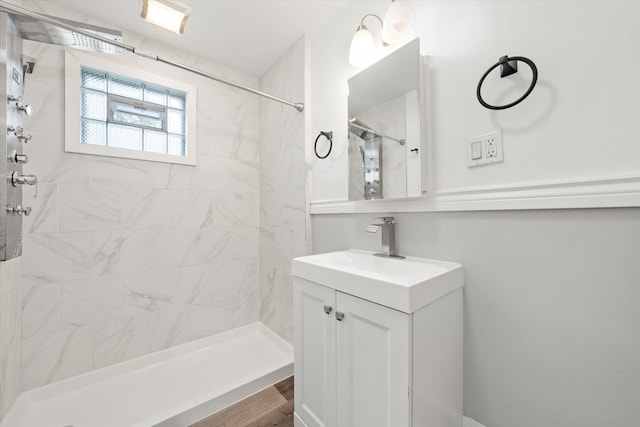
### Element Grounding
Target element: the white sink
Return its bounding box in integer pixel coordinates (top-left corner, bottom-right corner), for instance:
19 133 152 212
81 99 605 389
291 249 463 313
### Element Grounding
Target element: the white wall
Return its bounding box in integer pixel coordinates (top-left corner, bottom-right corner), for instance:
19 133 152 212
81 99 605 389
312 209 640 427
310 1 640 202
19 1 262 390
309 2 640 426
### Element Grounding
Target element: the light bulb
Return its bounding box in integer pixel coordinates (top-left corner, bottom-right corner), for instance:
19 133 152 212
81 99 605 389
381 0 413 44
349 26 376 67
141 0 191 34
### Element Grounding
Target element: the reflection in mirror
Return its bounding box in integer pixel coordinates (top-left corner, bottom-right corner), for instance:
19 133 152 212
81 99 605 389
348 38 424 200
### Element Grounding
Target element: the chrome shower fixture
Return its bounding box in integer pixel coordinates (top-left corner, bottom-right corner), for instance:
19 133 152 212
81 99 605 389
9 12 123 54
349 118 377 142
349 118 405 145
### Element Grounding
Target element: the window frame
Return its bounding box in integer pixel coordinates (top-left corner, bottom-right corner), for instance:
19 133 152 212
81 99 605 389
65 49 197 166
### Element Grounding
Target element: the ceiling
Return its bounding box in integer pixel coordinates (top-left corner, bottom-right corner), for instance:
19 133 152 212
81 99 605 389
46 0 347 77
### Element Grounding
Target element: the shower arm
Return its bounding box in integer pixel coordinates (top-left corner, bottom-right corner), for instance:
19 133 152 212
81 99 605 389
0 1 305 112
349 122 406 145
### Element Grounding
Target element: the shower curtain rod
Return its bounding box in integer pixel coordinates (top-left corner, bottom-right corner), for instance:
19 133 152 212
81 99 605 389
0 1 305 112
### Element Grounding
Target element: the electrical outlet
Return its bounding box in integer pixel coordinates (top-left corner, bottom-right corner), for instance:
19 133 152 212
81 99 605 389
467 130 503 167
486 136 498 157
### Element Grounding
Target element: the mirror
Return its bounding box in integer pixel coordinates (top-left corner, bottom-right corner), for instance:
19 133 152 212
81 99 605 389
348 38 426 200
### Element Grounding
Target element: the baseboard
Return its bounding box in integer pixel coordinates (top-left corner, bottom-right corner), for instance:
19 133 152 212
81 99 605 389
463 415 487 427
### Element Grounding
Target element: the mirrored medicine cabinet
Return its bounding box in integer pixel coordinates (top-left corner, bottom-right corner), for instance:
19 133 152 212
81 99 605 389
347 37 427 201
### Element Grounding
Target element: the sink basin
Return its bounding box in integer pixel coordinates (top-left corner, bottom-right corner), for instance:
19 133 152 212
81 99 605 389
291 249 463 313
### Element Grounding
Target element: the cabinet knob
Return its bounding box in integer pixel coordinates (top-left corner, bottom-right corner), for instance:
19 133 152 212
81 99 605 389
323 305 333 315
335 312 345 322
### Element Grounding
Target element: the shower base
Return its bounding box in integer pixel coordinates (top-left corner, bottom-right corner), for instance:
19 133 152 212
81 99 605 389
1 322 293 427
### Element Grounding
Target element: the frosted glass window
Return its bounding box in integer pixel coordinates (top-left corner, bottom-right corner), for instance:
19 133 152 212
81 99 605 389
81 90 106 121
168 91 185 109
144 84 167 105
167 109 185 134
81 68 106 91
108 124 142 150
144 130 168 154
168 135 186 156
109 74 143 99
81 119 106 146
80 66 187 157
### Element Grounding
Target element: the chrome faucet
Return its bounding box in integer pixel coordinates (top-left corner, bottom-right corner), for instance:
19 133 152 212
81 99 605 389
366 216 405 259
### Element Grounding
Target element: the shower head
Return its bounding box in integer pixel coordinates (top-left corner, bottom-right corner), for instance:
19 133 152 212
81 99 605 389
349 118 377 142
349 117 406 146
9 12 123 54
351 126 376 141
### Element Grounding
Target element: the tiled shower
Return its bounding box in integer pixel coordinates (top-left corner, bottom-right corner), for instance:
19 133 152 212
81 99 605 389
0 0 307 414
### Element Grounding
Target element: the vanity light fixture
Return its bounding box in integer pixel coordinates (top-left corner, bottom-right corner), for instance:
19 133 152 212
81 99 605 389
348 14 385 67
381 0 413 44
348 0 413 67
141 0 191 34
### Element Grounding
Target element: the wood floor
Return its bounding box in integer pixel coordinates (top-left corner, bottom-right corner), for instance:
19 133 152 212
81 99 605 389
189 376 294 427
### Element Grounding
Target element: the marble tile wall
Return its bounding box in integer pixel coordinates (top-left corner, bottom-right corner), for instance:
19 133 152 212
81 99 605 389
0 257 22 419
259 37 309 343
355 94 407 199
348 132 366 200
18 1 262 390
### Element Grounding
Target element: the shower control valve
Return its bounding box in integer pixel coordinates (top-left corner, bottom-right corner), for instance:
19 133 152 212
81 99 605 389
9 171 38 198
6 205 31 216
9 150 28 164
7 125 32 143
7 95 33 116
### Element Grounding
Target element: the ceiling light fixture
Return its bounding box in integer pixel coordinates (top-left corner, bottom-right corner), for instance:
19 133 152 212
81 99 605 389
141 0 191 35
348 0 413 67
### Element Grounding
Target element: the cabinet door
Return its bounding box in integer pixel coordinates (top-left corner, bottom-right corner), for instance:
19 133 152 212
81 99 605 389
336 292 411 427
293 278 337 427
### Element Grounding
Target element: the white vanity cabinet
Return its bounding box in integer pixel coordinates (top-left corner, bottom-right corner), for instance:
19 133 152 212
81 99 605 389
292 250 464 427
294 278 411 427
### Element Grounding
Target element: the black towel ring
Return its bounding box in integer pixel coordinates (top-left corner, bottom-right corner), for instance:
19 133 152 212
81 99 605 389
477 55 538 110
314 131 333 159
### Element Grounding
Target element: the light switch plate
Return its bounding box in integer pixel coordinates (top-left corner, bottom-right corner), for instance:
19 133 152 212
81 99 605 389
467 130 504 167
